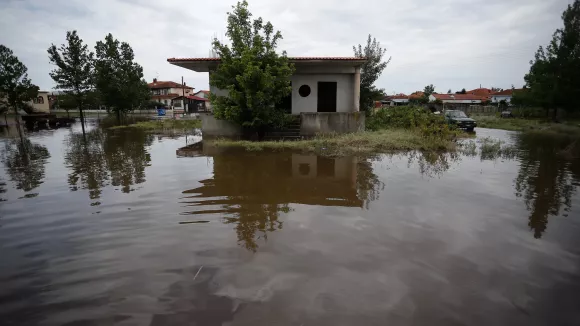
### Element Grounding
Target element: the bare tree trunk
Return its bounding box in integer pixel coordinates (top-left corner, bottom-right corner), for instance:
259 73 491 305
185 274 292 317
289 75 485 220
552 107 558 122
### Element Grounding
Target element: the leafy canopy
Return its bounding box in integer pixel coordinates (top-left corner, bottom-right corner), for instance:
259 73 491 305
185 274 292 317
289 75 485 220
353 35 391 112
94 34 149 115
47 31 93 107
210 1 294 128
0 45 39 113
523 0 580 114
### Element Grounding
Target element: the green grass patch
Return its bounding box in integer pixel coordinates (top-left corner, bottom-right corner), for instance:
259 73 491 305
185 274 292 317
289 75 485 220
109 119 201 131
472 115 580 134
207 129 458 156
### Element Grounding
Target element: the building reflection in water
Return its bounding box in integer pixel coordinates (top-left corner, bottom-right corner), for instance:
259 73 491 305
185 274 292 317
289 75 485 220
181 152 382 251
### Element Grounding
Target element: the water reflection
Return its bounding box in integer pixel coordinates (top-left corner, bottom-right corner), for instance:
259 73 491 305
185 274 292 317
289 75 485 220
514 132 580 238
64 129 153 203
1 138 50 192
181 153 383 251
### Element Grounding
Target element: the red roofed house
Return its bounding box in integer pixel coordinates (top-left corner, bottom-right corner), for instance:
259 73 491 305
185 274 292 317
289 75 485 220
171 95 209 113
490 89 521 104
385 94 409 106
429 93 489 104
468 88 493 97
167 57 367 136
148 78 194 109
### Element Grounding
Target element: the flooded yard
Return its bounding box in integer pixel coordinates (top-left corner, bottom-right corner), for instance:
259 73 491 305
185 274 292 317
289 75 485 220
1 123 579 325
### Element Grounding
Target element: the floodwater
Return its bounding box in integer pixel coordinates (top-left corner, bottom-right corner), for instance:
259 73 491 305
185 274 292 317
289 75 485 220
1 123 580 326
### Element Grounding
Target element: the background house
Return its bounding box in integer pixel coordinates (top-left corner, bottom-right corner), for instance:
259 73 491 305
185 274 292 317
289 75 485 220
385 94 409 106
171 95 209 113
30 91 50 113
147 79 194 107
491 89 520 104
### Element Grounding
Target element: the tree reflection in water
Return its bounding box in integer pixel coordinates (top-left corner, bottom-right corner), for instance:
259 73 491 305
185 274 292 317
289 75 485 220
181 153 384 251
0 178 6 201
64 129 153 203
1 138 50 192
513 132 580 238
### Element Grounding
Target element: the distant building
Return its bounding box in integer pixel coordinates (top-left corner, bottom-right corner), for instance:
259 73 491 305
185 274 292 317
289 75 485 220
148 79 194 107
429 93 488 104
30 91 50 113
193 90 210 99
171 95 209 113
385 94 409 106
490 89 520 104
467 88 493 97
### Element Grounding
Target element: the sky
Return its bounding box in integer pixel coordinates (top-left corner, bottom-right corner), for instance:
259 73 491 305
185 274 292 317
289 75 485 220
0 0 573 95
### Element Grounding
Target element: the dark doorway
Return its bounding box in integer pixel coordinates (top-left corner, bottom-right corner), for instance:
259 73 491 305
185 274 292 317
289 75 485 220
280 82 292 114
317 157 335 177
317 82 337 112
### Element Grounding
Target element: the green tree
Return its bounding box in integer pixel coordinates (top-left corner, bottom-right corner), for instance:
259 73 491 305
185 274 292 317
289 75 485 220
94 34 149 124
0 45 39 132
523 1 580 120
423 84 435 97
1 138 50 192
447 89 452 94
210 1 294 133
353 35 391 112
48 31 93 135
456 88 467 94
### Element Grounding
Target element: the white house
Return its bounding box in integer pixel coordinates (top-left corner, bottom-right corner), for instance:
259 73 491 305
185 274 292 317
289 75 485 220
490 89 519 104
167 57 366 114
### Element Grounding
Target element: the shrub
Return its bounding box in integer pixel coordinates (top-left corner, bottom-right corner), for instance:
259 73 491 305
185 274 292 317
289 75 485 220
367 105 457 139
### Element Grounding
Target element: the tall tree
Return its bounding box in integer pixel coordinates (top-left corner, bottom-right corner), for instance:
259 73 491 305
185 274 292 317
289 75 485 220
94 34 149 124
456 88 467 94
447 89 452 94
210 1 294 133
0 45 39 132
47 31 93 135
353 35 391 112
523 0 580 120
423 84 435 97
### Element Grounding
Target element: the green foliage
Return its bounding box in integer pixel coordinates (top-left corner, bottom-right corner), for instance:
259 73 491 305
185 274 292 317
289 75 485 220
367 106 458 140
47 31 93 111
423 84 435 97
94 33 150 117
523 1 580 117
210 1 294 129
354 35 391 112
0 45 39 114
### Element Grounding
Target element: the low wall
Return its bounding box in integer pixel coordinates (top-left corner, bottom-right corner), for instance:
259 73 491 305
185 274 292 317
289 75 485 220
200 113 242 138
300 112 365 136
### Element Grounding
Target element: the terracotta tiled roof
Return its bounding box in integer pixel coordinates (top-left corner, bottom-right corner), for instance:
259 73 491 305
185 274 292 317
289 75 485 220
173 95 209 101
148 80 194 89
492 89 521 96
468 88 493 96
167 57 367 62
408 91 424 99
433 94 488 101
388 94 409 100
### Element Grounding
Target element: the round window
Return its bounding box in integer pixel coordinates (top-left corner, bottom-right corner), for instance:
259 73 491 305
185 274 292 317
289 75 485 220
298 85 311 97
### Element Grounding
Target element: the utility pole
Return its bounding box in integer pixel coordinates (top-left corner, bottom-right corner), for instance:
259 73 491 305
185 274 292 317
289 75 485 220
182 76 186 116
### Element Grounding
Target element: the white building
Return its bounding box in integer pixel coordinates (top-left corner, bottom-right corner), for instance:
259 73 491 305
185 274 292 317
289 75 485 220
490 89 519 104
167 57 365 114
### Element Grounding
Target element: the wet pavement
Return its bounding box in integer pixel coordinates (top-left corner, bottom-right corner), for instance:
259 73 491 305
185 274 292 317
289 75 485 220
1 123 579 325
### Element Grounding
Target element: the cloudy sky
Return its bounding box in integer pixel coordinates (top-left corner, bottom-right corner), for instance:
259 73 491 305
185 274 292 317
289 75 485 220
0 0 572 94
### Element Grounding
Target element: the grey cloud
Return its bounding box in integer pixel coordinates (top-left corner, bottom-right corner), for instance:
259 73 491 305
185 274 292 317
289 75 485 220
0 0 573 94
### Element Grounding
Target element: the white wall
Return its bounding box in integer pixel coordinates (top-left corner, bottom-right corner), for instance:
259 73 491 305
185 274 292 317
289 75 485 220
291 74 354 114
491 95 512 103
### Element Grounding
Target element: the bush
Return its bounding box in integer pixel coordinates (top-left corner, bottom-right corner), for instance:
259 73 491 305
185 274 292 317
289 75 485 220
367 105 457 139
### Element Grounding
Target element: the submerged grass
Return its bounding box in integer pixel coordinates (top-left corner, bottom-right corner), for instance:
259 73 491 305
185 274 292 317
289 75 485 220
207 129 458 156
109 119 201 131
473 115 580 134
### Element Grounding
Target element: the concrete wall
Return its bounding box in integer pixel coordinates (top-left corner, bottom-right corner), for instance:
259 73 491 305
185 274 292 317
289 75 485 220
300 112 365 136
200 113 241 138
291 74 354 114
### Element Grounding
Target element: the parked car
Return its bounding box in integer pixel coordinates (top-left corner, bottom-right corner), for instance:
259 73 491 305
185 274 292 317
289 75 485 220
444 110 477 131
501 110 514 118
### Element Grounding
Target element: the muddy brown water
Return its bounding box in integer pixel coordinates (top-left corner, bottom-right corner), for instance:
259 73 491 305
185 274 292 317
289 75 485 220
1 122 580 325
